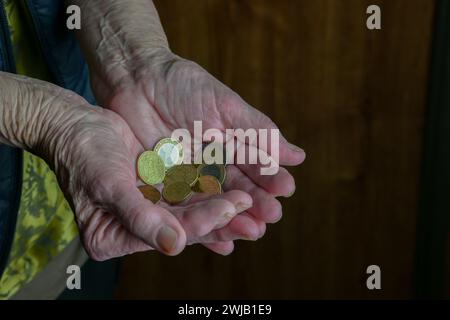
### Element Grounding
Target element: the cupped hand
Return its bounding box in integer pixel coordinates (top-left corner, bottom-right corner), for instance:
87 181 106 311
90 49 306 254
48 97 253 260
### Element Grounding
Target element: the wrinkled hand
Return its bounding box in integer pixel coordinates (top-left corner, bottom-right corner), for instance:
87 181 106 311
91 49 306 254
48 96 252 260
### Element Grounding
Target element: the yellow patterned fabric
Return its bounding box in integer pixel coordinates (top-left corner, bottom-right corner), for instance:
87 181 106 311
0 0 78 299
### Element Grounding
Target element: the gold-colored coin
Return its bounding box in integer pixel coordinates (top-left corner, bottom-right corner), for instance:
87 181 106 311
138 185 161 204
137 150 166 185
162 181 192 204
197 164 226 185
164 164 198 186
153 138 184 169
194 175 222 195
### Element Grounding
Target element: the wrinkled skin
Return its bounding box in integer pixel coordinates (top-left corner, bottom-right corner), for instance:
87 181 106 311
90 50 306 255
0 73 238 260
52 102 255 260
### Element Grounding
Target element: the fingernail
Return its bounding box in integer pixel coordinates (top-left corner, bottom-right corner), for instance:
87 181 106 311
235 202 252 212
287 142 304 153
156 226 178 253
223 212 235 220
286 188 295 198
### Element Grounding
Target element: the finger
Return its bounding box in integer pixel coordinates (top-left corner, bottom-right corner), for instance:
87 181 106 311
193 136 297 197
229 141 297 197
165 190 252 241
203 241 235 256
208 212 266 242
197 212 265 243
237 162 296 198
223 96 306 166
224 165 283 223
106 182 187 256
177 184 267 242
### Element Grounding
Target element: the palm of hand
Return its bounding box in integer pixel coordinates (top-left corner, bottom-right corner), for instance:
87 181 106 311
58 108 253 260
92 56 305 255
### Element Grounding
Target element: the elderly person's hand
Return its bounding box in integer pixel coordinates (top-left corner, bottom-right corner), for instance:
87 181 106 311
93 50 305 251
72 0 305 255
0 72 252 259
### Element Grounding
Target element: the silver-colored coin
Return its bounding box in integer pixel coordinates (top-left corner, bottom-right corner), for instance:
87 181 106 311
153 138 184 169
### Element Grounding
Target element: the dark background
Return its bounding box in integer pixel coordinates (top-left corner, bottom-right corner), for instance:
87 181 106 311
113 0 448 299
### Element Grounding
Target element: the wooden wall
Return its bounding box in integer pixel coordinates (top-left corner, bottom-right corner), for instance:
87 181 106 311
116 0 436 299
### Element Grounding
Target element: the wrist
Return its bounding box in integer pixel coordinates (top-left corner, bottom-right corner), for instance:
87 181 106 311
0 72 94 165
72 0 174 105
38 93 97 175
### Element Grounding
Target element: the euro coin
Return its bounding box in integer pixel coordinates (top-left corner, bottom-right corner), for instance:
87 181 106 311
162 181 192 204
197 164 226 185
138 185 161 204
137 150 166 185
195 175 222 195
164 164 198 186
153 138 184 169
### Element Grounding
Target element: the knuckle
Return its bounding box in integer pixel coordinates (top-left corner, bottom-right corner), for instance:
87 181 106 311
213 198 236 215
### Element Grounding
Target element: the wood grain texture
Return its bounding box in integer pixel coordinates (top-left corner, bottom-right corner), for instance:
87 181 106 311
447 229 450 298
116 0 435 299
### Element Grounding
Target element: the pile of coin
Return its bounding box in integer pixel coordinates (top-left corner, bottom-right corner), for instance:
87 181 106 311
137 138 226 205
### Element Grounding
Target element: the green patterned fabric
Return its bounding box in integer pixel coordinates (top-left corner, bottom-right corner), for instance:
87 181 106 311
0 0 78 299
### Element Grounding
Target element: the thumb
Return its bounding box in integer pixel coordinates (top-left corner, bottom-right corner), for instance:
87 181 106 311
109 183 187 255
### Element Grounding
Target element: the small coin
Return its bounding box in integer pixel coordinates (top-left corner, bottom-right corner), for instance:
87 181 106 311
164 164 198 186
153 138 184 169
162 181 192 204
137 150 166 185
197 164 226 185
138 185 161 204
194 175 222 195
